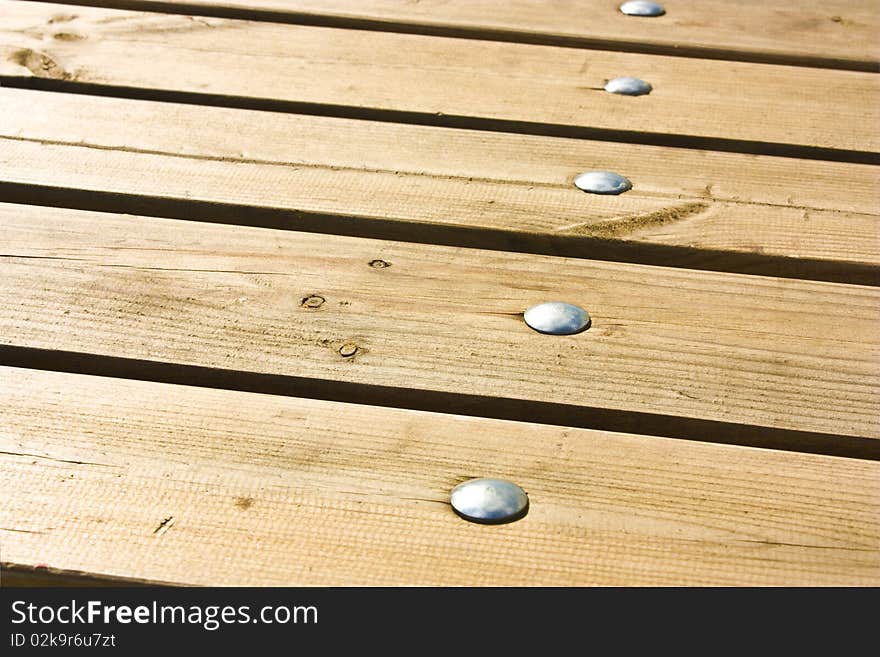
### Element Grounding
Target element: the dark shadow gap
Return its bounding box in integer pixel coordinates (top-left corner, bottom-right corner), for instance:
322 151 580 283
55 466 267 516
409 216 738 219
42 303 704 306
1 346 878 461
2 78 878 166
1 563 162 587
29 0 880 73
1 182 877 286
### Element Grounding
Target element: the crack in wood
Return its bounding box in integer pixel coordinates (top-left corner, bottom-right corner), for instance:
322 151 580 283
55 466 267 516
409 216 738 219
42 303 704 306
152 515 175 536
556 202 713 238
0 449 114 468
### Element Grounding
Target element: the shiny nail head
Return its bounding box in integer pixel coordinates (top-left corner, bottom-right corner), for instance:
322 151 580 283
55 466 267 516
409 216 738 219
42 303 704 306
574 171 632 195
524 302 591 335
620 1 666 16
604 76 652 96
450 478 529 524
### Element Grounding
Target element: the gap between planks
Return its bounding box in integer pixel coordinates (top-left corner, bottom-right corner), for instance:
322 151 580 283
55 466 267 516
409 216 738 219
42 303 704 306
4 77 877 167
25 0 880 72
2 345 878 460
2 367 878 586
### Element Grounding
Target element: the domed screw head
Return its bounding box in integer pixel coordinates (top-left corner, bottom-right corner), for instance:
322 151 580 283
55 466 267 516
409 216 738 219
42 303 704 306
574 171 632 195
523 302 591 335
620 1 666 17
450 478 529 524
604 76 653 96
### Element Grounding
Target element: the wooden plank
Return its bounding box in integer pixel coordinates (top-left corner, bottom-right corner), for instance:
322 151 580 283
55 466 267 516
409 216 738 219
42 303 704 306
1 2 878 153
2 367 878 586
1 202 878 443
103 0 880 68
1 88 878 272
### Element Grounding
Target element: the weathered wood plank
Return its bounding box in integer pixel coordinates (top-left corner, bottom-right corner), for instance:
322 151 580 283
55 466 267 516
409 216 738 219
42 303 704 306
1 202 878 443
1 88 877 271
38 0 880 69
1 2 878 152
2 367 878 586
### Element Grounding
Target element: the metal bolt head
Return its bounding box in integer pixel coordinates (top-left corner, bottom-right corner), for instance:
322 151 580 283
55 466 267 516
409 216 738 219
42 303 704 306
524 302 591 335
604 76 652 96
574 171 632 195
450 478 529 524
619 1 666 17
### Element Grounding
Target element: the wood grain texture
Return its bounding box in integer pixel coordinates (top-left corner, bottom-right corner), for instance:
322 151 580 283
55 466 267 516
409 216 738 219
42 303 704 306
2 367 878 586
1 2 878 152
1 88 877 269
1 202 878 441
38 0 880 68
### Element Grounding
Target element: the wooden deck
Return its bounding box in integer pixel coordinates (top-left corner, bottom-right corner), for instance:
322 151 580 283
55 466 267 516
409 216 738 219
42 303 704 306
0 1 878 586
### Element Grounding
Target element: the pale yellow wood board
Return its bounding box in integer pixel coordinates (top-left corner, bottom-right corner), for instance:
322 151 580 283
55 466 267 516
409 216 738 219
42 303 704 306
1 88 877 266
140 0 880 65
1 2 878 151
1 202 878 439
2 367 878 586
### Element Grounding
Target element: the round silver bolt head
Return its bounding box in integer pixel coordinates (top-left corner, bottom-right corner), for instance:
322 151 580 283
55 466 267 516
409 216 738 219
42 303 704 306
574 170 632 195
620 1 666 17
604 76 652 96
524 301 591 335
450 478 529 524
